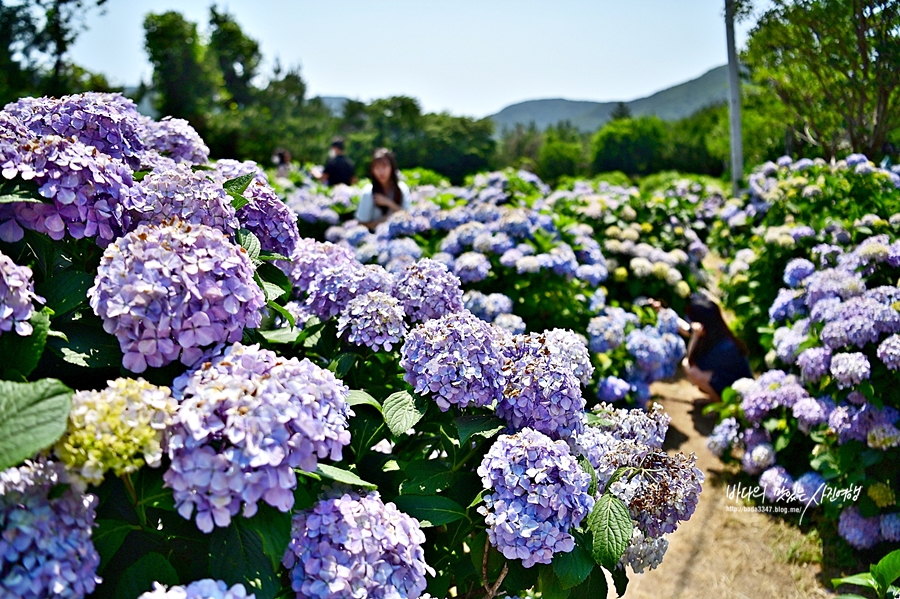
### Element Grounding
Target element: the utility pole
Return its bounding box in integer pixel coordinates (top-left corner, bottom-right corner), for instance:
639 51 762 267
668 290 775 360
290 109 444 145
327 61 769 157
725 0 743 197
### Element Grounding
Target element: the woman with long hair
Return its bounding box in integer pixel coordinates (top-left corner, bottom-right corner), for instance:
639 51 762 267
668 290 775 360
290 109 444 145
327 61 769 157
355 148 411 229
681 293 753 401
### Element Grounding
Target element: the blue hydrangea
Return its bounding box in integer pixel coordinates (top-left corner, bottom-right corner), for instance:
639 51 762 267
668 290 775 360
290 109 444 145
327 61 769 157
138 580 252 599
830 352 871 389
882 513 900 542
796 347 831 383
838 506 882 549
497 331 586 440
166 343 352 532
463 290 513 322
769 288 806 323
453 251 492 283
283 491 432 599
0 460 100 599
0 250 42 337
783 258 816 288
236 180 302 274
741 442 776 475
290 239 356 296
392 258 464 323
138 115 209 165
759 466 793 502
739 371 809 422
401 310 507 411
791 472 826 505
877 334 900 370
619 528 669 574
493 313 526 334
591 402 670 449
477 428 594 568
378 237 423 265
707 417 739 457
597 376 632 402
305 262 395 321
792 396 833 433
337 291 408 352
88 220 265 373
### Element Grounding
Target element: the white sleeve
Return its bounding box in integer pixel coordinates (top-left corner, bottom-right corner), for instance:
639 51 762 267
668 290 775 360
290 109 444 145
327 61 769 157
355 186 375 222
399 181 412 210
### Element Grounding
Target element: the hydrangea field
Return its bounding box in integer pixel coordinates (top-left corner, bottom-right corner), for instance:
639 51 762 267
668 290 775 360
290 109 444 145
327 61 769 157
0 93 706 599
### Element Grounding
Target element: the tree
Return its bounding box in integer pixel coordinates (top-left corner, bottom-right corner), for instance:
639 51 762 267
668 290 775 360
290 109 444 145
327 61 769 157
32 0 107 96
536 122 587 184
496 123 543 171
744 0 900 158
590 116 668 176
144 11 220 131
610 101 631 121
208 6 261 108
0 2 40 103
416 112 495 185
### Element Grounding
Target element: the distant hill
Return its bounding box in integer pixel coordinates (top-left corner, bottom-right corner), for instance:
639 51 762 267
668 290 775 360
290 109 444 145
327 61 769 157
491 65 729 133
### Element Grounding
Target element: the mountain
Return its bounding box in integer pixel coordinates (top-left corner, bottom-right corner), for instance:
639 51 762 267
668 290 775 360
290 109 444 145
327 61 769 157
490 65 729 133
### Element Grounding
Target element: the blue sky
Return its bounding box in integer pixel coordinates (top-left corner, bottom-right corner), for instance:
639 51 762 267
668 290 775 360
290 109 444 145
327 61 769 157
70 0 761 118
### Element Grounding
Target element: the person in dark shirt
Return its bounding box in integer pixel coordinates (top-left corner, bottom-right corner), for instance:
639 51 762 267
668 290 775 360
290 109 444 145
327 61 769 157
681 293 753 401
321 137 356 186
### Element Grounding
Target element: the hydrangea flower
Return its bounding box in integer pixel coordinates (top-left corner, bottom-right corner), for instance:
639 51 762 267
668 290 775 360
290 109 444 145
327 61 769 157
210 159 268 186
741 442 775 474
493 313 526 334
138 115 210 165
498 331 586 440
337 291 408 352
796 347 831 383
0 250 42 337
55 378 177 484
759 466 793 502
597 376 632 402
792 472 826 505
290 239 356 295
882 513 900 542
477 428 594 568
783 258 816 288
838 506 882 549
453 251 492 283
305 262 394 320
877 334 900 370
707 417 739 457
392 258 464 323
401 310 507 411
166 343 352 532
235 180 302 272
830 352 871 389
138 580 253 599
89 220 265 373
127 163 238 234
792 396 833 433
282 491 432 599
619 528 669 574
0 460 100 599
0 135 134 245
5 92 145 167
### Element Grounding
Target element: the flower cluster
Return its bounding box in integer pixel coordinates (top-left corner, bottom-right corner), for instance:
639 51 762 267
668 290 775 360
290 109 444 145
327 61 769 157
0 135 134 245
0 249 42 337
337 290 408 352
138 115 210 165
477 428 594 568
392 258 464 323
88 220 264 373
165 343 352 532
235 180 302 270
401 310 507 411
138 580 253 599
0 460 100 599
282 491 432 599
54 378 177 484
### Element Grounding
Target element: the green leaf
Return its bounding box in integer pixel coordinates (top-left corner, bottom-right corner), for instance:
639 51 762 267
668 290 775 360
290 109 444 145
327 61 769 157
382 390 428 436
243 503 293 572
36 270 94 318
832 572 878 591
328 353 357 378
454 415 506 444
468 489 486 509
229 191 250 210
314 463 377 489
0 179 43 203
0 379 72 470
136 468 176 512
210 521 279 599
553 545 595 589
223 173 256 195
236 229 262 261
568 571 609 599
400 461 457 495
259 326 302 344
0 307 50 378
257 251 291 262
47 318 122 369
579 455 598 497
346 390 382 413
587 494 633 570
259 280 286 302
873 550 900 591
610 564 629 597
93 519 138 573
538 564 570 599
115 552 178 599
392 495 466 527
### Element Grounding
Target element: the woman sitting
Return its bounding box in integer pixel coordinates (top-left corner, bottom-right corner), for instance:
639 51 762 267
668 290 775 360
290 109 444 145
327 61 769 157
355 148 411 229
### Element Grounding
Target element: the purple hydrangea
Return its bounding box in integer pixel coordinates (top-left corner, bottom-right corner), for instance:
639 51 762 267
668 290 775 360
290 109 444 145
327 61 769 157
792 472 826 505
290 239 356 296
166 343 352 532
400 310 507 411
236 180 302 271
337 291 408 352
453 251 492 283
741 442 776 474
463 290 513 322
796 347 831 384
138 580 253 599
783 258 816 288
491 313 524 334
305 262 394 320
759 466 794 502
392 258 464 323
838 506 882 549
587 309 634 353
497 331 586 440
769 288 806 323
597 376 632 402
127 163 238 234
0 135 134 245
0 460 100 599
830 352 871 389
477 428 594 568
707 417 740 457
592 402 670 449
619 528 669 574
282 491 432 599
88 220 265 373
739 371 809 422
877 334 900 370
210 159 268 186
138 115 210 165
5 92 145 167
792 396 833 433
543 328 594 385
0 250 42 337
882 513 900 542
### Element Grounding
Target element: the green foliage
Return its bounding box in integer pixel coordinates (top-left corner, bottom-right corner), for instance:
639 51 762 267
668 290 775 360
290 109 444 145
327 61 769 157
833 549 900 599
591 116 668 176
0 378 72 470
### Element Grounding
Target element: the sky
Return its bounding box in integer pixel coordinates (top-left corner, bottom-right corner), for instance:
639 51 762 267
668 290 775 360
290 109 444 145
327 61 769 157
69 0 761 118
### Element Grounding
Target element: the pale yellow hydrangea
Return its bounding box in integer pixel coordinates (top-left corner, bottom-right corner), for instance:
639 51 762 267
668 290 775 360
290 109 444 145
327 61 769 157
867 481 896 508
55 378 177 483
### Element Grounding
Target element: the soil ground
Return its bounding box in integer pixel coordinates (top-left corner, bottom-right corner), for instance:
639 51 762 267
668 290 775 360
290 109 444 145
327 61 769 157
614 378 835 599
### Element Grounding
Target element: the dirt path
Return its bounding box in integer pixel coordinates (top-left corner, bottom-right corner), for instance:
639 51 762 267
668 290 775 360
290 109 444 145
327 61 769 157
615 378 831 599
